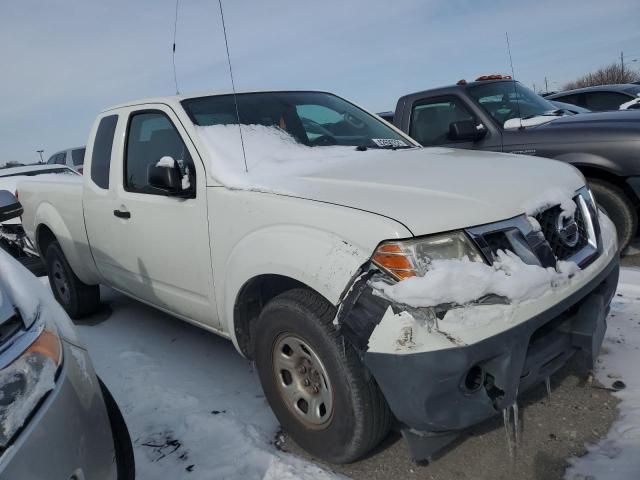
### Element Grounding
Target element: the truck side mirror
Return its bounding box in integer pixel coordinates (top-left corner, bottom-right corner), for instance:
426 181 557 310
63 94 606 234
0 190 23 223
148 159 182 195
449 120 487 142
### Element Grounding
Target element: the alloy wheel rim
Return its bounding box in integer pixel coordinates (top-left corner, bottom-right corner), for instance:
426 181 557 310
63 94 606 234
272 334 334 428
52 260 71 304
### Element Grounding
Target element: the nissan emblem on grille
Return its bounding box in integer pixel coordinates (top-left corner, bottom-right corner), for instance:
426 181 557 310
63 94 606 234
556 212 580 248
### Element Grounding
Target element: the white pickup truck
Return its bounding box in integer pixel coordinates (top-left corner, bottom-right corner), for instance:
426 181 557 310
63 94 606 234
17 90 619 463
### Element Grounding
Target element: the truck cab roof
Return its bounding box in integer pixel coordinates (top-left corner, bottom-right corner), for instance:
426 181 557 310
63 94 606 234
102 89 335 113
397 79 516 103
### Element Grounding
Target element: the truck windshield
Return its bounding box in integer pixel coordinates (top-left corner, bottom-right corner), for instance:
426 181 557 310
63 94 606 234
182 91 412 149
467 81 563 128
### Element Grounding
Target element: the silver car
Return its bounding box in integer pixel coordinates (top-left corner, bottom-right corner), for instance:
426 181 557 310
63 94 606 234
0 247 134 478
46 146 86 174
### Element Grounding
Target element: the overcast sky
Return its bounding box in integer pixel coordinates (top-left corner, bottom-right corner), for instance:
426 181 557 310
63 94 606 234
1 0 639 165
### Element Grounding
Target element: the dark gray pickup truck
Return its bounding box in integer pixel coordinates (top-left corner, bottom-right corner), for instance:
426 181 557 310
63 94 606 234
381 77 640 250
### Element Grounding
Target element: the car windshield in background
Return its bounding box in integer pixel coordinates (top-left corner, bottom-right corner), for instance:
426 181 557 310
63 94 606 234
0 167 75 178
182 91 412 149
468 81 561 127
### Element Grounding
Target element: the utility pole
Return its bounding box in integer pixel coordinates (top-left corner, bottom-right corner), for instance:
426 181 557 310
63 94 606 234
37 150 44 163
545 76 549 93
621 51 625 77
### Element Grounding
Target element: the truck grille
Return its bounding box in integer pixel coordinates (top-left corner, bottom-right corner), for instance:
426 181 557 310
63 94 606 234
535 201 588 261
466 187 600 269
484 232 513 256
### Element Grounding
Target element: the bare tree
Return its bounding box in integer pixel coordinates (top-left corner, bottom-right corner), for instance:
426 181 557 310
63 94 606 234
563 62 640 90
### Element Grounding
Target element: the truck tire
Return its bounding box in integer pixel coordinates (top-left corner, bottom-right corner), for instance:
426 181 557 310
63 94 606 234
98 377 135 480
587 178 637 252
253 288 391 464
45 241 100 318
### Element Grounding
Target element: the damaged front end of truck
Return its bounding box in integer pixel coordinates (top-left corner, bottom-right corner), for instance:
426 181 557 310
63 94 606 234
334 187 620 461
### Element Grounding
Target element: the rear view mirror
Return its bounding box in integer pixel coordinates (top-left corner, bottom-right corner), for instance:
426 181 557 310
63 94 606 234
148 158 182 195
0 190 23 223
449 120 487 142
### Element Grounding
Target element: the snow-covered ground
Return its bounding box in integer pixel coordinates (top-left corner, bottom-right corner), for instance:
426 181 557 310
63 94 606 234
73 271 640 479
565 268 640 479
76 288 342 480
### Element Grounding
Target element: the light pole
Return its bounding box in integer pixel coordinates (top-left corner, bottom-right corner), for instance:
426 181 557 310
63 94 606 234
37 150 44 163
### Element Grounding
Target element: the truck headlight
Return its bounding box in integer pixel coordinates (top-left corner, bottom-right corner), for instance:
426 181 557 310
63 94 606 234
372 231 485 280
0 321 62 448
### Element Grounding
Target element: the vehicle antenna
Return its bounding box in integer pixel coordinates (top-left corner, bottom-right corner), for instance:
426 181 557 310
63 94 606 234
172 0 180 95
218 0 248 173
505 32 523 129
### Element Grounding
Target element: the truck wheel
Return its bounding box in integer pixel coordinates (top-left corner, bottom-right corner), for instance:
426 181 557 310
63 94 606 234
98 377 135 480
588 179 637 252
45 241 100 318
253 288 391 464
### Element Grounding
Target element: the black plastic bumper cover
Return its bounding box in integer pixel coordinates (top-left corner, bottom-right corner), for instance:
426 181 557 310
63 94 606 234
361 255 619 460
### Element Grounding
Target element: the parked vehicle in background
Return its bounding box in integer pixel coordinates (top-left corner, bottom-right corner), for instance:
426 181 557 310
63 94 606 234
0 165 79 275
549 99 591 114
386 76 640 250
18 90 618 463
546 84 640 111
46 146 86 173
0 238 134 478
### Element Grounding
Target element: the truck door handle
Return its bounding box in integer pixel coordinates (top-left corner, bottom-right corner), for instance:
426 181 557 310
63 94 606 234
113 209 131 219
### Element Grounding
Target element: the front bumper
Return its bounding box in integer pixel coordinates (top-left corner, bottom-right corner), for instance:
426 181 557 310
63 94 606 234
0 341 117 480
340 249 619 461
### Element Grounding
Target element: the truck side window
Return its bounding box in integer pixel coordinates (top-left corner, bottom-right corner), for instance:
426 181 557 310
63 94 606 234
583 92 631 111
91 115 118 189
72 148 85 166
553 93 584 108
124 111 195 196
410 97 475 146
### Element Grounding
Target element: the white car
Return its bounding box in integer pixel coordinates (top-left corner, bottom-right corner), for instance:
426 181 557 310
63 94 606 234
45 146 86 173
17 90 619 463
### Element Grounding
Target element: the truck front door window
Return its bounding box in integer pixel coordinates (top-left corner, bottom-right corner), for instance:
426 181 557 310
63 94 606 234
410 97 475 146
125 112 195 196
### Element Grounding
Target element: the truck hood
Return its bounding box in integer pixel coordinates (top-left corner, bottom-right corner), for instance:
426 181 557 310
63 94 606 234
535 109 640 130
261 147 585 236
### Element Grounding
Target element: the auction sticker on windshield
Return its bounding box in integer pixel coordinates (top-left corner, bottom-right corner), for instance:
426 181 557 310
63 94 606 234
372 138 407 148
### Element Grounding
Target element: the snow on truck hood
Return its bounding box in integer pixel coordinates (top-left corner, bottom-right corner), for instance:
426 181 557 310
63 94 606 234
197 125 584 235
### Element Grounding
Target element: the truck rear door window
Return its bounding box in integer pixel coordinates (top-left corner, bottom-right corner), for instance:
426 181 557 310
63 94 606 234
91 115 118 189
124 111 195 196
